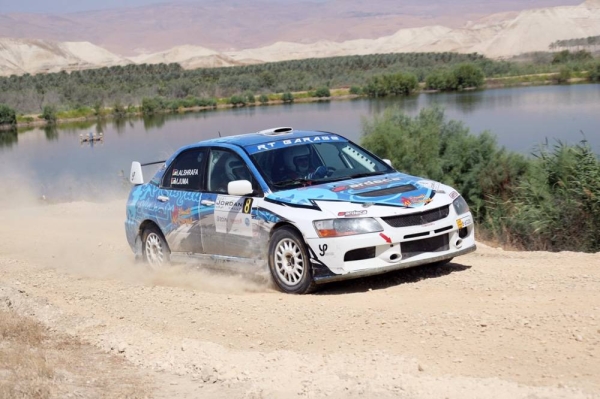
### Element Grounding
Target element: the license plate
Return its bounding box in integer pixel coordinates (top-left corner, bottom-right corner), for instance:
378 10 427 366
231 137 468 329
456 215 473 229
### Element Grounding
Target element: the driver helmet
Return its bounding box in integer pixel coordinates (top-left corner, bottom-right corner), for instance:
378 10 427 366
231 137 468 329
225 157 250 181
284 145 311 173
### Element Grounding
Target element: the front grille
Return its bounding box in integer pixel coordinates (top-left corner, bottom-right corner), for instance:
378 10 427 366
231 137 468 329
344 247 376 262
382 205 449 228
356 185 417 198
401 234 449 260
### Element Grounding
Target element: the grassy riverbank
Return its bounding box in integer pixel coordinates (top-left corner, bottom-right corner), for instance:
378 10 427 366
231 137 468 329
5 74 596 131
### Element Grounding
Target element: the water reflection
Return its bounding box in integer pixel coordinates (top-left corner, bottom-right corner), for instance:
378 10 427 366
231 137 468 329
143 114 167 130
44 125 59 141
0 129 17 148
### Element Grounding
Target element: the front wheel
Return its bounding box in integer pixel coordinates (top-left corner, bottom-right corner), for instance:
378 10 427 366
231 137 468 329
142 226 171 269
268 227 316 294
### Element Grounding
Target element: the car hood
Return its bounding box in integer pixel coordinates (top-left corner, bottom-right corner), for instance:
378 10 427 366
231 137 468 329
266 172 457 210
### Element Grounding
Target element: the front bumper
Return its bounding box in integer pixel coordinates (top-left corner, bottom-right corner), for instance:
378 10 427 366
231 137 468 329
312 244 476 283
305 209 476 284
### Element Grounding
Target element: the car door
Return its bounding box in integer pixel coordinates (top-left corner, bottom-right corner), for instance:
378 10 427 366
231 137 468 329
155 148 207 254
200 147 261 259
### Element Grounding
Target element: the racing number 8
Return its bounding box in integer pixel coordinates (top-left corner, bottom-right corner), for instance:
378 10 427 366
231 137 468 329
243 198 253 214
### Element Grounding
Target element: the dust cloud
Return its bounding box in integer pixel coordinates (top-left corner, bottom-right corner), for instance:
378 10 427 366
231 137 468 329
0 169 272 295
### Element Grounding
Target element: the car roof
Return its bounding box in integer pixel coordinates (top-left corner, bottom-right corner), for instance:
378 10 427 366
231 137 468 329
191 129 345 148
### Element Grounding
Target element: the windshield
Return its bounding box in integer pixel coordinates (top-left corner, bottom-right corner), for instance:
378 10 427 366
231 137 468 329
250 141 394 191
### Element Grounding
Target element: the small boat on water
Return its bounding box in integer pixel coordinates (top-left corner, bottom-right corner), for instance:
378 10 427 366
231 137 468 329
79 131 104 143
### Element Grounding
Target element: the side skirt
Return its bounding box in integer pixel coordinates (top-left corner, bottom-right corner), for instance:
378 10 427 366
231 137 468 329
170 252 266 273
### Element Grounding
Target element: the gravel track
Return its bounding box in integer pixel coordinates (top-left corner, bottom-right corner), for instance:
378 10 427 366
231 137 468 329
0 200 599 398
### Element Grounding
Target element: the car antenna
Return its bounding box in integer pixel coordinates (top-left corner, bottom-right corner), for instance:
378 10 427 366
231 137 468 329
218 131 222 137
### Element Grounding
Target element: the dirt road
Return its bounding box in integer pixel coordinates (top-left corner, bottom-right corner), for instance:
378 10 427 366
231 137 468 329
1 199 599 398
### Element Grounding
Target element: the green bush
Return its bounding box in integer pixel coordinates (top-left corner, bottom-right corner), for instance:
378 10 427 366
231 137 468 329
0 104 17 126
556 67 572 83
588 62 600 82
141 97 166 115
363 72 418 97
314 87 331 97
281 92 294 103
361 105 600 252
452 63 485 89
41 105 57 124
230 95 246 106
349 86 362 95
259 94 269 104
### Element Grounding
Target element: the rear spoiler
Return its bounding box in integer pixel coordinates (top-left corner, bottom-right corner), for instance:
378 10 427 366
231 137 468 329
129 160 166 185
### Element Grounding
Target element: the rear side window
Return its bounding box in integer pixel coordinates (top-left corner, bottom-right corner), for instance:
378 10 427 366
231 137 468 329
162 149 206 191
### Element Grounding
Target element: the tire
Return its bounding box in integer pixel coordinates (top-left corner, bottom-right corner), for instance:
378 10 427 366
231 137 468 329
142 225 171 270
268 226 316 294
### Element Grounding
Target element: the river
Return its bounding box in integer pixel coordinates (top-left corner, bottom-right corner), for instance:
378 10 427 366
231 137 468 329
0 84 598 202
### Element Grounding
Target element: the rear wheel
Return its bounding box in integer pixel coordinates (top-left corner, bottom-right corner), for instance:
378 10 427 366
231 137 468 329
268 226 316 294
142 225 170 269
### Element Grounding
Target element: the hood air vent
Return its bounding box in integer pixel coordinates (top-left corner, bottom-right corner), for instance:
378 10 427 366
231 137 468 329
258 127 293 136
356 184 417 197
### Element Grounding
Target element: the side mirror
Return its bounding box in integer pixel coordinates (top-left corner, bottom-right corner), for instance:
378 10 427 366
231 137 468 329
228 180 253 196
130 162 144 185
383 159 393 167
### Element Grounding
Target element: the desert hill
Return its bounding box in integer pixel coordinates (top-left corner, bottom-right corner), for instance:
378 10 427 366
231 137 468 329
1 0 599 77
0 38 130 76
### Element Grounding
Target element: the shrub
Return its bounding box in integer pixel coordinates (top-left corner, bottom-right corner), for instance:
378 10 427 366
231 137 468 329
363 72 418 97
314 87 331 97
0 104 17 126
41 105 57 124
229 95 246 106
588 62 600 82
259 94 270 105
349 86 362 95
452 63 485 89
556 67 572 83
281 92 294 103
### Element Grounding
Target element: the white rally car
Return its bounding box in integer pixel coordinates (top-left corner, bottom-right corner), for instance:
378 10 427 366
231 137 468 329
125 127 476 294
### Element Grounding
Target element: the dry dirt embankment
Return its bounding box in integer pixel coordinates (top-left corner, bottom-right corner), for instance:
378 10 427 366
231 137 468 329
0 199 599 398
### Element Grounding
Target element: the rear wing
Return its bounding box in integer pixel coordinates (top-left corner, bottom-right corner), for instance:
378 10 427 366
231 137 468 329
129 160 166 185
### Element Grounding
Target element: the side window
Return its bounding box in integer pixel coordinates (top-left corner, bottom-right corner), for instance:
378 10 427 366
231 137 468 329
207 149 255 194
162 149 206 191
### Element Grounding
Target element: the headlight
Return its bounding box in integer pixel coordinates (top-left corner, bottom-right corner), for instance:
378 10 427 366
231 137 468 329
313 218 383 238
453 196 470 215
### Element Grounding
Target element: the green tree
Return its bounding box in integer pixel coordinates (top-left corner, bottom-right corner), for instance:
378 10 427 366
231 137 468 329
259 94 269 105
41 105 57 124
452 64 485 89
229 95 246 106
281 92 294 103
588 62 600 82
556 67 572 83
0 104 17 126
314 87 331 97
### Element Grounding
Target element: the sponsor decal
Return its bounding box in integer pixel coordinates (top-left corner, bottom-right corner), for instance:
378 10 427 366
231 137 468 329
172 169 199 177
380 233 392 244
253 135 341 152
449 191 460 200
319 244 328 257
330 176 404 192
171 177 189 185
171 207 193 225
215 195 253 237
400 194 433 206
337 210 367 217
456 215 473 229
417 180 441 191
